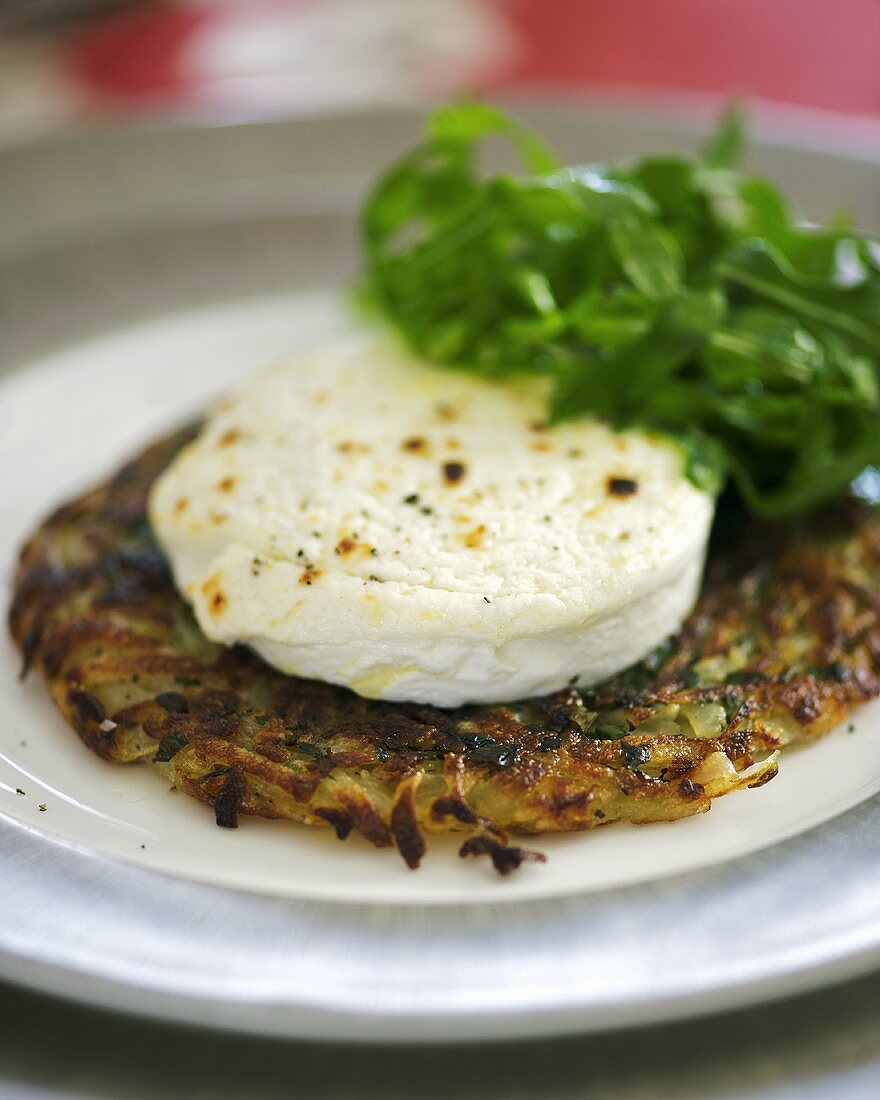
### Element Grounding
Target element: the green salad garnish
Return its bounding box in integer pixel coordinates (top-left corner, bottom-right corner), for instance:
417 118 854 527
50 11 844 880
361 101 880 518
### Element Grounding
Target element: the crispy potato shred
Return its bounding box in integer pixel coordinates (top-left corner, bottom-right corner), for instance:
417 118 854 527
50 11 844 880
9 427 880 874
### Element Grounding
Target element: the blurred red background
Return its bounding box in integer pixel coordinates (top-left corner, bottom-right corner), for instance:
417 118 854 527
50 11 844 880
2 0 878 138
502 0 880 117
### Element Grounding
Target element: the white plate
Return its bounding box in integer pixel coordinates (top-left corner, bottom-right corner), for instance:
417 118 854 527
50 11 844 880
5 290 880 908
1 102 880 1038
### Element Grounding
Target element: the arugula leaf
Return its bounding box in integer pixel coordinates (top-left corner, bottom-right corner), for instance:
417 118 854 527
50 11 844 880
360 101 880 518
701 101 747 169
429 101 560 175
567 287 658 348
607 208 684 300
718 240 880 352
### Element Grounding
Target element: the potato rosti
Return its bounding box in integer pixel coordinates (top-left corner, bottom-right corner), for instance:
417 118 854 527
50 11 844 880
9 427 880 873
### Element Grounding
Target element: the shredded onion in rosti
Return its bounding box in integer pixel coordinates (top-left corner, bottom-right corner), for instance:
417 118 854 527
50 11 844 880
677 702 728 738
691 750 780 796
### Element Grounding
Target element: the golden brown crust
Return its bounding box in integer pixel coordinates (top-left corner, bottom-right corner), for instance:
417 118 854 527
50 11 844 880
9 425 880 873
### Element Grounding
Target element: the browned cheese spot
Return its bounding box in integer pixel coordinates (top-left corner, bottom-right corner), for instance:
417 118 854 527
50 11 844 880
299 567 322 586
174 497 189 514
607 476 639 498
217 476 236 492
402 436 429 455
442 461 467 486
335 537 376 560
463 524 486 549
532 440 552 453
218 429 241 447
201 575 228 616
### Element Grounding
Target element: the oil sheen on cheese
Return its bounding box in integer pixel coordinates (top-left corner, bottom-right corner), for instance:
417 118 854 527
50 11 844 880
149 332 715 706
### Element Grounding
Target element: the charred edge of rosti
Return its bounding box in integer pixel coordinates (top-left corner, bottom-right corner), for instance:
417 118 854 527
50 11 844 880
390 776 427 870
66 688 120 757
431 792 480 826
213 768 246 828
17 620 42 681
333 787 393 848
459 833 548 875
315 807 353 840
6 453 187 685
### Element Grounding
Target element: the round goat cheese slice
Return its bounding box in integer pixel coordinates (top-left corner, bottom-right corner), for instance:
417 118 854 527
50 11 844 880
149 331 715 706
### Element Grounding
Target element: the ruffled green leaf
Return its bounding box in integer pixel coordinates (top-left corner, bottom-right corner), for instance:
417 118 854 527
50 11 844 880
360 100 880 518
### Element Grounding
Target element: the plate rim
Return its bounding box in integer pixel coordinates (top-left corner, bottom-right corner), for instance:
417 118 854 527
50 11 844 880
1 804 880 1043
